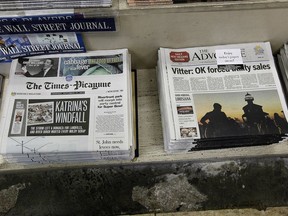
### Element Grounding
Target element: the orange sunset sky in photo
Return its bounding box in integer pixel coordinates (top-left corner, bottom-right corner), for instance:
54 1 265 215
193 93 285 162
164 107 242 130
193 90 286 123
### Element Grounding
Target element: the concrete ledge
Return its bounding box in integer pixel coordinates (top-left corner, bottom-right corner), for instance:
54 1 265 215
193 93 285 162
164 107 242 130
1 157 288 215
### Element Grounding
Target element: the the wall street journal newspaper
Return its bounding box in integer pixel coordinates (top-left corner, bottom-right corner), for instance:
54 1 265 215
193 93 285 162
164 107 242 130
158 42 288 152
0 49 135 163
0 12 86 61
0 32 85 62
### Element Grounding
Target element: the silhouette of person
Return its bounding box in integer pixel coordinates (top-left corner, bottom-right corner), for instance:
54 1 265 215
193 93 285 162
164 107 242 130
200 103 229 138
274 112 288 134
21 58 57 77
242 92 268 134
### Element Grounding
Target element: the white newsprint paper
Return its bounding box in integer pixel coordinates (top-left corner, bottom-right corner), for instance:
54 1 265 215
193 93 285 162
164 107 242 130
0 49 135 163
158 42 288 152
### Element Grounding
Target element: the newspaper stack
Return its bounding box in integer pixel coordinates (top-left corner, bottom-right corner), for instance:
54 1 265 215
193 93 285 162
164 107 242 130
0 49 136 164
276 43 288 102
126 0 233 6
173 0 238 3
0 0 112 10
127 0 172 6
158 42 288 152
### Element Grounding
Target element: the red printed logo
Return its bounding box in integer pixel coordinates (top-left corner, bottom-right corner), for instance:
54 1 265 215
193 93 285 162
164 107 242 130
170 51 190 62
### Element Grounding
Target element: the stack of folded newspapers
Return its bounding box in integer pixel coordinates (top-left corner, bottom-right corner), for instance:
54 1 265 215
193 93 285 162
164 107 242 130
0 0 112 10
158 42 288 152
127 0 172 6
276 43 288 101
0 49 136 164
173 0 238 3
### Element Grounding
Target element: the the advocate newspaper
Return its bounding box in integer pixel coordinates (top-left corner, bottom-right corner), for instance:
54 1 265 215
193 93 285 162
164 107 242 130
0 49 132 157
160 42 288 141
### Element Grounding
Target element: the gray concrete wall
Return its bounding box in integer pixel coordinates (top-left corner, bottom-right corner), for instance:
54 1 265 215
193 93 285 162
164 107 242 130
1 157 288 215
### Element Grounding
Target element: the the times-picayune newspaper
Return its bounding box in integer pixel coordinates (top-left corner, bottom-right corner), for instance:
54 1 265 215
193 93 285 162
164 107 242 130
158 42 288 152
0 49 135 163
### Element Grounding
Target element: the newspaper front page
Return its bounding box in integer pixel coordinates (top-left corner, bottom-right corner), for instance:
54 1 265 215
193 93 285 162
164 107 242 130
0 32 85 62
159 42 288 151
0 49 134 163
0 12 85 62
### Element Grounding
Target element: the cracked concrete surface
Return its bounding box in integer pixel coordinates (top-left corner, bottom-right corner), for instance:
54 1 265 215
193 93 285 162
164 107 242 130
132 174 207 212
0 183 26 214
